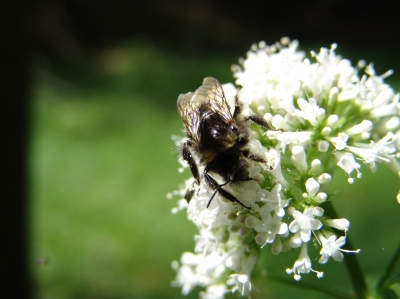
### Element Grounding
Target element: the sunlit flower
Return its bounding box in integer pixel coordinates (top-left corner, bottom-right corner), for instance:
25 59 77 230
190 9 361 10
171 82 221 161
318 232 360 264
334 152 361 183
289 207 323 245
171 38 399 298
294 97 324 126
319 234 346 263
330 133 349 150
286 243 323 280
255 213 288 245
347 132 398 170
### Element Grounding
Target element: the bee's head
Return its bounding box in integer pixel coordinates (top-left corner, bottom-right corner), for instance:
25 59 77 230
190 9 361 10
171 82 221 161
201 117 238 153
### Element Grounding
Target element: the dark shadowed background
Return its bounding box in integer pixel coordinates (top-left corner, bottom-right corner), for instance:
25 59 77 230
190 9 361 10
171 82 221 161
2 0 400 298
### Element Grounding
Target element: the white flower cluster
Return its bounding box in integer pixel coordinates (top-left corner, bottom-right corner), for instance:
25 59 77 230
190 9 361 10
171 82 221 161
170 38 400 298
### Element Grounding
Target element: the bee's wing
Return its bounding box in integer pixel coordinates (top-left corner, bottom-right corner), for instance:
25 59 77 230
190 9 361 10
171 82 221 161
195 77 233 124
177 92 201 143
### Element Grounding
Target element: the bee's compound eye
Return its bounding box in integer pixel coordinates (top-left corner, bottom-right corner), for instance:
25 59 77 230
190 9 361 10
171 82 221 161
231 125 238 132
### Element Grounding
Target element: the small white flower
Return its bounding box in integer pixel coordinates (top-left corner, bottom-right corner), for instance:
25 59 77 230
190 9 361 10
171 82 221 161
347 132 397 170
319 234 347 263
334 152 361 181
289 207 323 244
286 243 323 280
295 97 321 126
255 213 288 245
268 131 312 152
259 183 288 216
272 114 293 131
330 133 349 150
318 232 360 264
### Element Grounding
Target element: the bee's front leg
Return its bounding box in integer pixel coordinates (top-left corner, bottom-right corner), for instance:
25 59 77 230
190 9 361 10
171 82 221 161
203 168 251 209
246 114 284 133
242 149 267 163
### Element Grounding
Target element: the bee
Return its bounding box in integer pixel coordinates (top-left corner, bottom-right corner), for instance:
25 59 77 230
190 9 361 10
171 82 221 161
177 77 273 209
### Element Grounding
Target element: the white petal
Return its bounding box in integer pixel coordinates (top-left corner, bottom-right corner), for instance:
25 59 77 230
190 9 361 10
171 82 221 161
331 133 349 150
332 251 344 262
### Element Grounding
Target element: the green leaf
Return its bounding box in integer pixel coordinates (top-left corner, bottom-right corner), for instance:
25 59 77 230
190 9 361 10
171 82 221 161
378 288 398 299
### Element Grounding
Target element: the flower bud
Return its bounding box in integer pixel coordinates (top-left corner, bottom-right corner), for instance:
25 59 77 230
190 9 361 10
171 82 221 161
318 141 330 152
310 159 322 173
318 173 332 184
347 120 373 135
291 145 308 174
306 178 320 197
327 114 339 126
317 108 326 121
326 218 350 231
314 192 327 203
321 126 332 135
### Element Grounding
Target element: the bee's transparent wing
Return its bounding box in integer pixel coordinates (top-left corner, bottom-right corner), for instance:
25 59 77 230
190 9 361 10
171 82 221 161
177 92 201 143
195 77 233 124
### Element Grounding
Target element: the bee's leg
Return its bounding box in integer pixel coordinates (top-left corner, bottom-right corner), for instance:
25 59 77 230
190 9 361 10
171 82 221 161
181 142 200 203
204 170 251 209
181 142 200 184
242 149 274 170
246 114 276 130
242 149 266 163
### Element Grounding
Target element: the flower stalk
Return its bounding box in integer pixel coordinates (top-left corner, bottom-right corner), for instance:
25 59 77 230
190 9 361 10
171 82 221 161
373 240 400 298
323 200 367 299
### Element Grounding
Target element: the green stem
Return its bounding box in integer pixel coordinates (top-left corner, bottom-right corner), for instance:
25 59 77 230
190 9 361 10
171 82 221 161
323 200 367 299
374 239 400 290
342 236 367 299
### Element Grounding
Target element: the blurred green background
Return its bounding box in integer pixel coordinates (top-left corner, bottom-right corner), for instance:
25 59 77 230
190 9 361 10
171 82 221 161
29 41 237 299
11 1 398 298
